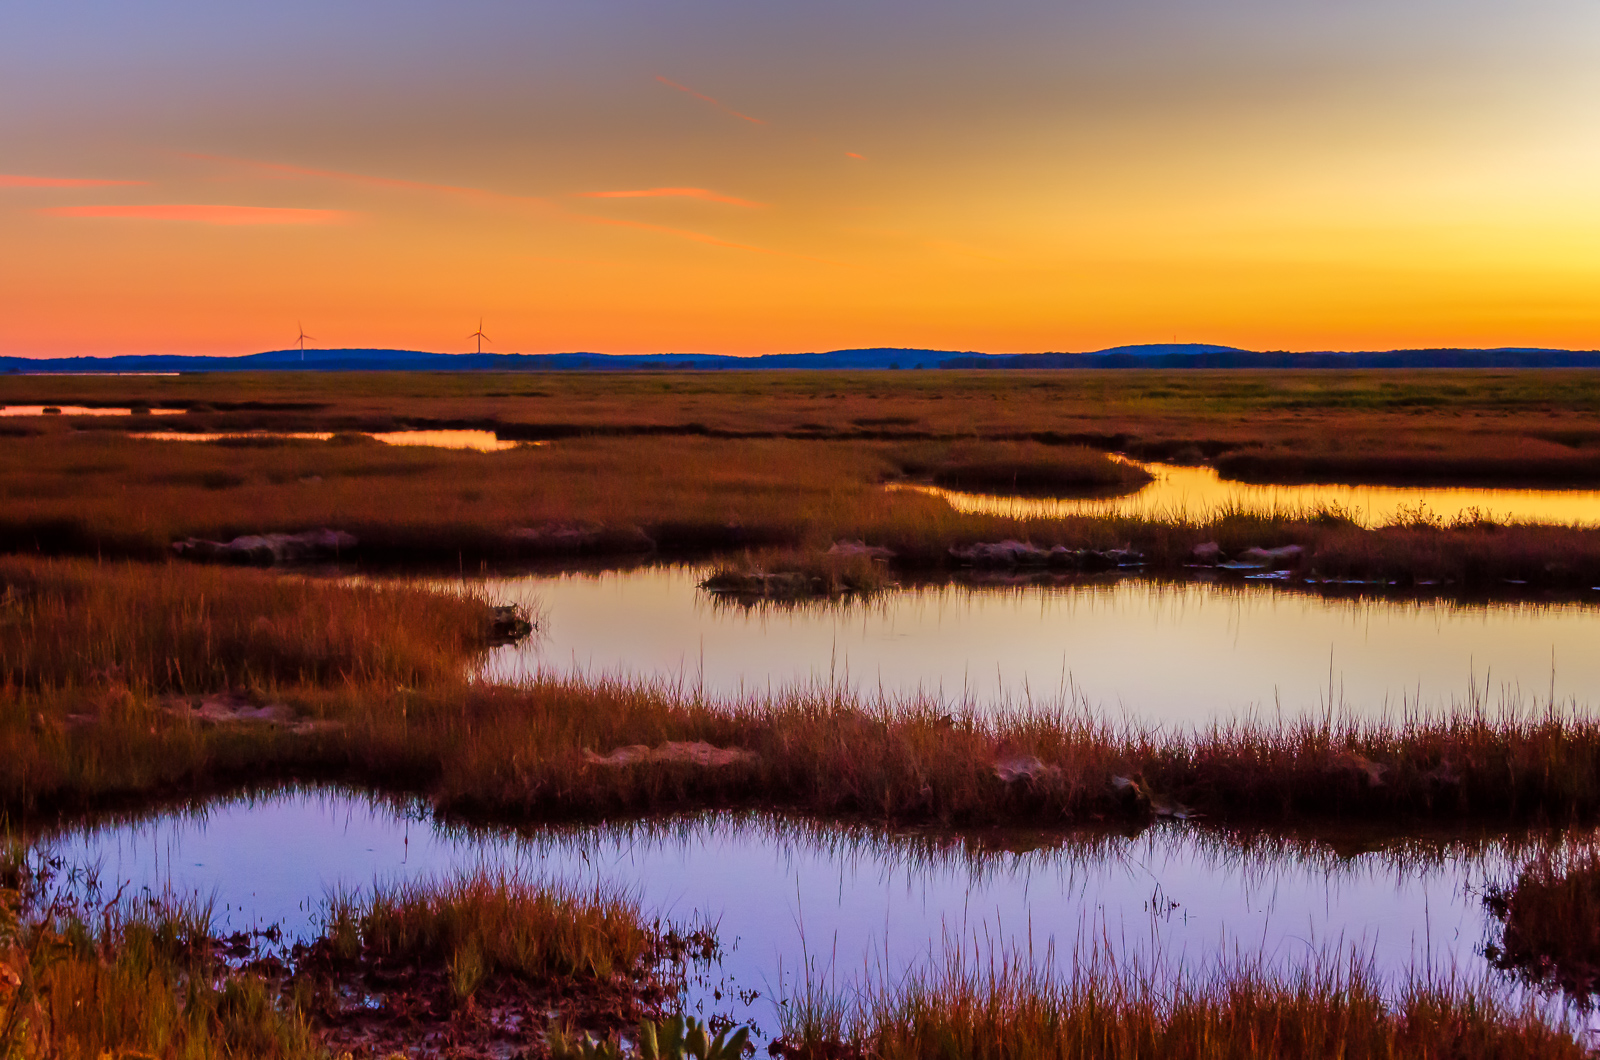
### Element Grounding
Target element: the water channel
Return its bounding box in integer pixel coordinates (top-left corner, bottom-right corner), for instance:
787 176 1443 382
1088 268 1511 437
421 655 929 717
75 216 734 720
43 789 1584 1042
900 461 1600 527
474 566 1600 725
129 428 529 451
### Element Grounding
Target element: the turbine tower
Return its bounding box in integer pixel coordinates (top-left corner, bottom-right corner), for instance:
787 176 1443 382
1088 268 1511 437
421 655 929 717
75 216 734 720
469 318 491 355
296 322 314 363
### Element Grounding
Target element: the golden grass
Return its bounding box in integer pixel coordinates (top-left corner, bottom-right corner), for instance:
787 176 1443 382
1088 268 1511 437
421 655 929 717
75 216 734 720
5 428 1600 586
886 440 1153 496
0 556 496 693
774 947 1587 1059
321 871 657 995
3 887 316 1060
9 367 1600 486
0 833 671 1059
5 557 1600 826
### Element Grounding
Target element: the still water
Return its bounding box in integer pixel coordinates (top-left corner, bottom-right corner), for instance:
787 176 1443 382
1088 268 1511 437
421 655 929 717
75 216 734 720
0 405 186 417
901 461 1600 528
44 790 1568 1041
475 567 1600 724
130 429 529 451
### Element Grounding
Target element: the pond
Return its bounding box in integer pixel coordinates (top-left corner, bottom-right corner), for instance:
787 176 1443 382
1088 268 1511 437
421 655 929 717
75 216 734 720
40 790 1590 1043
0 405 187 417
129 428 529 451
475 566 1600 724
900 461 1600 527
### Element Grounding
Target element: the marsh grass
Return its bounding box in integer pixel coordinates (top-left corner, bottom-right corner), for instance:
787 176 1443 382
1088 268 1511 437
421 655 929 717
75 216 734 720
8 557 1600 825
320 871 657 988
3 880 316 1060
774 945 1588 1059
0 836 675 1059
14 646 1600 826
700 548 895 598
5 424 1600 585
887 441 1154 496
0 555 496 693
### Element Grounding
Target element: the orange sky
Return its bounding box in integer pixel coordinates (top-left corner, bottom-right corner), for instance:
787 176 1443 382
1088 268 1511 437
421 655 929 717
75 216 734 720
3 1 1600 356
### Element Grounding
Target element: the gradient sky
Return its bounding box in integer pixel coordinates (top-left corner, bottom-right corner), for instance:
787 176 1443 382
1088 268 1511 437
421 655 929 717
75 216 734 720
4 0 1600 356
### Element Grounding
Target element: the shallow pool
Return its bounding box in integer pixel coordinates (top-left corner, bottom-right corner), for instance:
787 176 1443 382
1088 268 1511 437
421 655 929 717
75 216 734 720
901 460 1600 527
474 567 1600 724
42 790 1576 1041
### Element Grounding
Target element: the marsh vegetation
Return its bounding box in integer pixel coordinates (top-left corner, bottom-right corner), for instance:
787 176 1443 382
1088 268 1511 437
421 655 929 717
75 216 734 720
7 370 1600 1054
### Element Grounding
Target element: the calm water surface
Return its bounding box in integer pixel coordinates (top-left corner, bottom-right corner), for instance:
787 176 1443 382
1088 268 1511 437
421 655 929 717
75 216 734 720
901 461 1600 527
45 790 1576 1041
0 405 186 417
476 567 1600 723
130 429 529 451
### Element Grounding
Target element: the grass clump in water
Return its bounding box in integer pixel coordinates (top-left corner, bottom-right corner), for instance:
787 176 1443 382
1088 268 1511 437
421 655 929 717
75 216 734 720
297 870 701 1056
700 548 895 599
1486 849 1600 999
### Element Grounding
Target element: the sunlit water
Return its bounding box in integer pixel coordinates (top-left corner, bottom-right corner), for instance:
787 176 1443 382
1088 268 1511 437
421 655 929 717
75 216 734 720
129 429 532 451
899 461 1600 527
474 567 1600 724
40 791 1590 1042
0 405 186 417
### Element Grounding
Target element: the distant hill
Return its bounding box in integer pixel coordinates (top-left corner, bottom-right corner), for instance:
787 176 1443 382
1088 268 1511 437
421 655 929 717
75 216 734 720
4 344 1600 373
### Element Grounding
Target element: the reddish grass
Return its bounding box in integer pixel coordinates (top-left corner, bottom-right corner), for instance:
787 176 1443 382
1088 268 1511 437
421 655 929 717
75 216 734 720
775 946 1588 1059
4 428 1600 586
0 556 495 693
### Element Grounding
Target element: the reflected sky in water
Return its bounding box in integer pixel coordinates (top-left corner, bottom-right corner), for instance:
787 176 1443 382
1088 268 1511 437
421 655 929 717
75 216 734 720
129 429 531 451
902 462 1600 527
43 790 1572 1040
0 405 185 416
477 568 1600 723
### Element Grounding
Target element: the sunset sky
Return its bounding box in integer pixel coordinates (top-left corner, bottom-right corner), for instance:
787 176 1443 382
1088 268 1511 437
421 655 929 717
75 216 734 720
4 0 1600 357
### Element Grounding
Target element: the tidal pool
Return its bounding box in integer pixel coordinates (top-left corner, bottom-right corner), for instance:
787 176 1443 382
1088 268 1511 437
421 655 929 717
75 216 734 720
899 461 1600 527
476 567 1600 724
40 790 1584 1042
129 429 530 451
0 405 186 417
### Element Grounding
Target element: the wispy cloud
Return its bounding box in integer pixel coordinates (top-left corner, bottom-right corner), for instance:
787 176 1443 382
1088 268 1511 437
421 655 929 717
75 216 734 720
184 153 548 206
39 204 349 225
1 174 148 188
655 76 765 125
578 187 763 207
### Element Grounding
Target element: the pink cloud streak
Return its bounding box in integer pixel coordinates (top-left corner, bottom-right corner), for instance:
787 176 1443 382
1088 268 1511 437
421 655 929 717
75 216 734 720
184 153 548 206
579 187 763 207
1 174 148 188
655 76 765 125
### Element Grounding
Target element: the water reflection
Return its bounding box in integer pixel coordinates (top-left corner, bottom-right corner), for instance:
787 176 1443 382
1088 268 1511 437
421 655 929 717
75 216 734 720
475 567 1600 723
39 790 1589 1039
901 461 1600 527
129 429 533 451
0 405 186 417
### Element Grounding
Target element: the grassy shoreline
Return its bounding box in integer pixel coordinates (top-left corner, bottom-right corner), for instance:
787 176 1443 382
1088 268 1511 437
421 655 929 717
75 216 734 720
6 557 1600 829
5 427 1600 587
4 837 1591 1059
8 368 1600 488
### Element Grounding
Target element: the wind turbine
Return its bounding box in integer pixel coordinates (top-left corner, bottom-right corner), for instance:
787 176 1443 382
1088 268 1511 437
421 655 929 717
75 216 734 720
468 318 491 355
296 322 314 363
